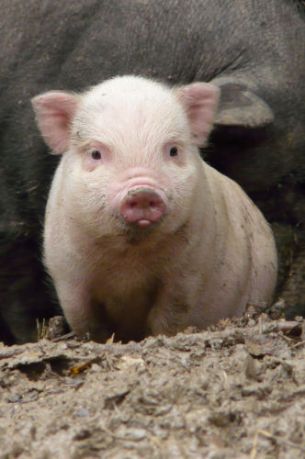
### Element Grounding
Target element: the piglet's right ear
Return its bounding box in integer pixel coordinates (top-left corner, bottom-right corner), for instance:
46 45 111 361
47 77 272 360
31 91 79 154
176 83 219 146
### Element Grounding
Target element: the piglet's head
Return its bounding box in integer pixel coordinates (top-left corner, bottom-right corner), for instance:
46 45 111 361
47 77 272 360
32 76 219 239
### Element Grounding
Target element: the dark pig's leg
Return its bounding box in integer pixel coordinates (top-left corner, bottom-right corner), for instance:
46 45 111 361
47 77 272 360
0 236 58 343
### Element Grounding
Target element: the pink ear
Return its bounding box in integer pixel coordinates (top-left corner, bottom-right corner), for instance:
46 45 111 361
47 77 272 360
31 91 79 154
176 83 220 146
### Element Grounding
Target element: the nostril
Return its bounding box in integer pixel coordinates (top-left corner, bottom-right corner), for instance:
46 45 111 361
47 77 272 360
126 194 161 210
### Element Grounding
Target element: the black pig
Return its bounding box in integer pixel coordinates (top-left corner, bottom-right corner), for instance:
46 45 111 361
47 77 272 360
0 0 304 342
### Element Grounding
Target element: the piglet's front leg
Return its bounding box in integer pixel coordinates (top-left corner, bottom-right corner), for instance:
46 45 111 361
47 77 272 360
146 281 195 337
55 282 112 342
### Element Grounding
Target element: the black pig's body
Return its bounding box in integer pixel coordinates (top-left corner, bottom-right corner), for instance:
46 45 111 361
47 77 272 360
0 0 304 342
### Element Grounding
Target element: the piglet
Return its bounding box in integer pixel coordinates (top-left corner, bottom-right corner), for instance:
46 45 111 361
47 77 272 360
32 76 277 341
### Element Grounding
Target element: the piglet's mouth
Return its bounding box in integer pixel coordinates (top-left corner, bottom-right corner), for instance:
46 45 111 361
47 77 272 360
120 187 167 228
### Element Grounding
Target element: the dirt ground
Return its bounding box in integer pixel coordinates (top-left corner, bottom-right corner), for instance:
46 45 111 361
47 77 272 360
0 305 304 459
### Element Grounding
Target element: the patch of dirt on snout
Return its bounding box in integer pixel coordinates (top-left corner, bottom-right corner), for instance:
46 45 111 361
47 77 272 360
0 312 305 458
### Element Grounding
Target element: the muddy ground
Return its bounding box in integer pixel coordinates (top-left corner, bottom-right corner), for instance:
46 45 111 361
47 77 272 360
0 305 304 459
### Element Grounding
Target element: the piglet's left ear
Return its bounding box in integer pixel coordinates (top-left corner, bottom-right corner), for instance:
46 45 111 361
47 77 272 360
32 91 79 155
176 82 220 146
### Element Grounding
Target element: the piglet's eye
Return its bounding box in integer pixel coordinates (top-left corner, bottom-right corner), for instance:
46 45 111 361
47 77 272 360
169 146 178 157
91 150 102 160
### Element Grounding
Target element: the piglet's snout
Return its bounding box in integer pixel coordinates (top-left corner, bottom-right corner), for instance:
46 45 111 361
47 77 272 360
120 188 167 228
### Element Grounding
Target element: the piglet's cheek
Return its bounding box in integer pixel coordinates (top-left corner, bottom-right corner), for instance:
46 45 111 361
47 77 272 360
82 156 100 172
